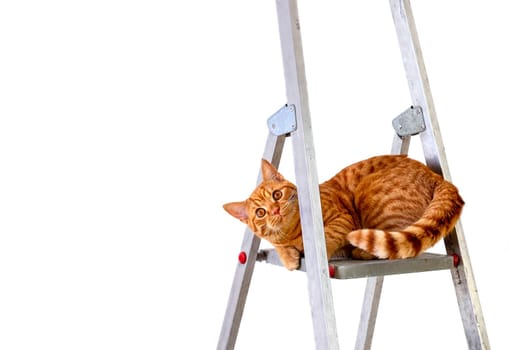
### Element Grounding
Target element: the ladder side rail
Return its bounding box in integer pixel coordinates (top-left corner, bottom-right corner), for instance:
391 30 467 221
275 0 339 348
389 1 490 349
444 223 490 349
217 133 286 350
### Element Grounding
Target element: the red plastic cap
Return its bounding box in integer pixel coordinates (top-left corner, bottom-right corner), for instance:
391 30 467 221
328 264 335 278
238 251 247 264
452 253 460 267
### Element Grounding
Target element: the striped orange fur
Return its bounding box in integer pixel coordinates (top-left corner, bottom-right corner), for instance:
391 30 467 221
223 155 464 270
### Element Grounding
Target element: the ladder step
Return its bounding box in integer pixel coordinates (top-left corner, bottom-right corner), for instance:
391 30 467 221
257 249 454 279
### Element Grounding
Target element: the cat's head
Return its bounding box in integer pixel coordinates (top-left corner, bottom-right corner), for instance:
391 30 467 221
223 159 300 244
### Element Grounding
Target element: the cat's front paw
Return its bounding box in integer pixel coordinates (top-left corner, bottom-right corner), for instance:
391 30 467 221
276 246 301 271
283 257 300 271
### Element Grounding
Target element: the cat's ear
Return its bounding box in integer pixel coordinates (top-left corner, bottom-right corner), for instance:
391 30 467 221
223 201 249 224
261 159 284 182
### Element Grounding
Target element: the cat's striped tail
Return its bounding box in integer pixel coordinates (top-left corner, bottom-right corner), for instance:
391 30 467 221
346 181 465 259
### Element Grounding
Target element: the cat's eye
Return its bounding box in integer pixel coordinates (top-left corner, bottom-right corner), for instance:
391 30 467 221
255 208 266 218
272 190 283 201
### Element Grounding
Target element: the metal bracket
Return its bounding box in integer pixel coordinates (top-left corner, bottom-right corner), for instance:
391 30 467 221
391 106 425 137
267 104 297 136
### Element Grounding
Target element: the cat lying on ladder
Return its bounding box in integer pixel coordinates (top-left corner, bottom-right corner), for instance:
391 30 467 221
223 155 464 270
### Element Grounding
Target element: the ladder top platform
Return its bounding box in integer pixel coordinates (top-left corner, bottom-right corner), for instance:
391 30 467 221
257 249 454 279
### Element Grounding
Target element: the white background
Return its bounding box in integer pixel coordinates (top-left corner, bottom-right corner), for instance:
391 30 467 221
1 1 523 349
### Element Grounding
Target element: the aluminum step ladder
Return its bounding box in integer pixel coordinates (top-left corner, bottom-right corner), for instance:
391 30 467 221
217 1 490 349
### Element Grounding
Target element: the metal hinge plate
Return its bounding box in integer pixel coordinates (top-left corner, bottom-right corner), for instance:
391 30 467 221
267 104 297 136
392 106 425 137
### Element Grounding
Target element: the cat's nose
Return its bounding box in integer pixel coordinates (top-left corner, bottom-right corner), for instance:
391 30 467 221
271 206 280 215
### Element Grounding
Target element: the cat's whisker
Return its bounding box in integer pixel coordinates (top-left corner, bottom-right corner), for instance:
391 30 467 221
259 224 269 236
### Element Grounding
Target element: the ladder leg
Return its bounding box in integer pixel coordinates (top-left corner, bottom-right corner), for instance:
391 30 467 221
217 134 285 350
276 0 339 348
354 133 410 349
445 224 491 350
217 230 260 350
391 134 410 156
354 276 384 350
389 1 490 348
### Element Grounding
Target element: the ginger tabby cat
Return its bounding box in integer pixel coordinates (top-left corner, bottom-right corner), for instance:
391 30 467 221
223 155 464 270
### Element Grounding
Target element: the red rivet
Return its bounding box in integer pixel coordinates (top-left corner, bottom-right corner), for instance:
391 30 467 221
452 253 460 267
328 264 335 278
238 251 247 264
